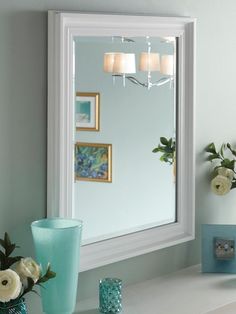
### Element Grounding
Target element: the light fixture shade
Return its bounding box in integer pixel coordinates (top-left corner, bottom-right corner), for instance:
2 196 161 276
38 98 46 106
113 53 136 74
162 36 176 43
161 55 174 76
139 52 160 72
103 53 116 73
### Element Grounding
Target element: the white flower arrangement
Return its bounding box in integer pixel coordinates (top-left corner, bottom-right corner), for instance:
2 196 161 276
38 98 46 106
205 142 236 195
0 233 56 305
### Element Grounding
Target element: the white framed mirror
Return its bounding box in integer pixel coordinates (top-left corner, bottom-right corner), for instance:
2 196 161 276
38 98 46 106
47 11 196 271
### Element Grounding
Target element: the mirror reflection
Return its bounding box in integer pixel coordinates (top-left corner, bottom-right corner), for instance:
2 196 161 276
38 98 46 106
73 36 177 245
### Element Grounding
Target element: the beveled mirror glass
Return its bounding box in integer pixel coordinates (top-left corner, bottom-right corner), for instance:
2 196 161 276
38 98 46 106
74 35 176 244
47 12 195 271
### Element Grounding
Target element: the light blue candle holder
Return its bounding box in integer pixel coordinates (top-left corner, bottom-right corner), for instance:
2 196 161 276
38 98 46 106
99 278 122 313
31 218 83 314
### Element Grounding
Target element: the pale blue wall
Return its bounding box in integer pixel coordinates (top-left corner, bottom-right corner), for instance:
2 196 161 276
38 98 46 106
1 1 236 313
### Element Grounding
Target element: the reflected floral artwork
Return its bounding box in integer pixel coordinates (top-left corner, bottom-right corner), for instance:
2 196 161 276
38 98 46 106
75 143 112 182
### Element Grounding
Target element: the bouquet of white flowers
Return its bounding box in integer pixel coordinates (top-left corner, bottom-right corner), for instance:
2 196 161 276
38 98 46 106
0 232 56 314
205 142 236 195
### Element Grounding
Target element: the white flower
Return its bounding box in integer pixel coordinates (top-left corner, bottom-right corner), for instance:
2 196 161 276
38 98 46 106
211 175 232 195
218 167 234 180
15 258 40 283
0 269 22 302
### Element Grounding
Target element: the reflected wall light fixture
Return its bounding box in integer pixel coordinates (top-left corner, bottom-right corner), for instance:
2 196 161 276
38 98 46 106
103 37 174 90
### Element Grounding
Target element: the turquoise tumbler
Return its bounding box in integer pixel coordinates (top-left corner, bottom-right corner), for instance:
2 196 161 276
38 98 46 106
99 278 122 313
31 218 83 314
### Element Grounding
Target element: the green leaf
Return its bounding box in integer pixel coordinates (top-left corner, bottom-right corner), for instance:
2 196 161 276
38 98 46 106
37 277 48 284
0 239 5 249
168 138 172 147
229 160 235 170
220 144 225 158
161 157 168 163
220 158 234 169
227 143 236 157
37 264 56 284
47 270 56 279
157 146 166 152
4 233 11 247
160 154 171 163
160 153 168 160
152 146 165 153
6 256 22 268
160 137 168 146
206 154 220 161
165 147 174 153
0 250 6 269
6 244 16 257
231 181 236 189
45 264 55 277
0 250 5 260
205 143 217 154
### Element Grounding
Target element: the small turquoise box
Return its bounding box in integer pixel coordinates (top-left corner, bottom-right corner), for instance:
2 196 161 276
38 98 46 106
202 224 236 273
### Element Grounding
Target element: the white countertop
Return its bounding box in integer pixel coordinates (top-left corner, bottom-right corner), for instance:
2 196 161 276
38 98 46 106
75 265 236 314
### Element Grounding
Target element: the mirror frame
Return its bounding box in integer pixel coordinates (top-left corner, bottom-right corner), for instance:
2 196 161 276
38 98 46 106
47 11 196 271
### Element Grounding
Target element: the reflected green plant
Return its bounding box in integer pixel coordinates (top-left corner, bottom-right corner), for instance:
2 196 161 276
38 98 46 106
152 137 175 165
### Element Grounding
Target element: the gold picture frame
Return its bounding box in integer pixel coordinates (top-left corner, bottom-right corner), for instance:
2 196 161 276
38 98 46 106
75 142 112 182
75 92 100 131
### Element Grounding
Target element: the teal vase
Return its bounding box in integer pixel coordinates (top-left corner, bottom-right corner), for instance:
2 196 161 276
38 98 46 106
0 298 28 314
31 218 83 314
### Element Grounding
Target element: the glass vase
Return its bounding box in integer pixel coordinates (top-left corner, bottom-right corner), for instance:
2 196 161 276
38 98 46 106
31 218 83 314
99 278 122 313
0 298 28 314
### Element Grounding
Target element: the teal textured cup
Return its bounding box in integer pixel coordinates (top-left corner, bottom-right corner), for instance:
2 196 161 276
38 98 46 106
31 218 83 314
0 298 28 314
99 278 122 313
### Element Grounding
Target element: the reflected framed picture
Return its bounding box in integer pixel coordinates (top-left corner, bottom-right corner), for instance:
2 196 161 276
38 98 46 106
75 92 100 131
75 142 112 182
